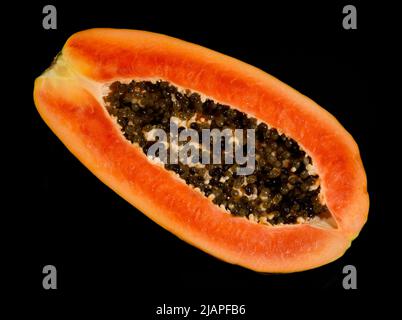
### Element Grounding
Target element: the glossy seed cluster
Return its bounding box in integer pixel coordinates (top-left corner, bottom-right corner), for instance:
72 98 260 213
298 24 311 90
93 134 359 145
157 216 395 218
104 80 328 225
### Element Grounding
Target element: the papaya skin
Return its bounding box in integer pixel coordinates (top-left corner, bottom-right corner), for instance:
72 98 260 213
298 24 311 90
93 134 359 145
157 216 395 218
33 28 369 273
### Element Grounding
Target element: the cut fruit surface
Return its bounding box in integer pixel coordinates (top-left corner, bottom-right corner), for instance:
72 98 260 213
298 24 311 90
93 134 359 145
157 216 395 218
34 28 369 272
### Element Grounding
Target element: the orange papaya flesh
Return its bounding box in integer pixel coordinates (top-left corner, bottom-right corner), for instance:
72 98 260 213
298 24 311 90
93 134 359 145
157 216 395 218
33 28 369 273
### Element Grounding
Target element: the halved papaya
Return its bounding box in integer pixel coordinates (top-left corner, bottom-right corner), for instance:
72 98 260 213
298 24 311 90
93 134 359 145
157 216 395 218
33 28 369 273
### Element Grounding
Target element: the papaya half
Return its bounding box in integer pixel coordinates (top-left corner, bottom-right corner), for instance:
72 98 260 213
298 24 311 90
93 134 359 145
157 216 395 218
33 28 369 273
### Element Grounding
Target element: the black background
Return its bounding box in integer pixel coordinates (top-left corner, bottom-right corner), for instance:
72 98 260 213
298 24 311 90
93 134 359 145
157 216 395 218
7 0 391 315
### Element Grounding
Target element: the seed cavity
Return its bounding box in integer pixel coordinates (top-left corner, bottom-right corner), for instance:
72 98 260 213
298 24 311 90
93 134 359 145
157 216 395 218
103 80 330 226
